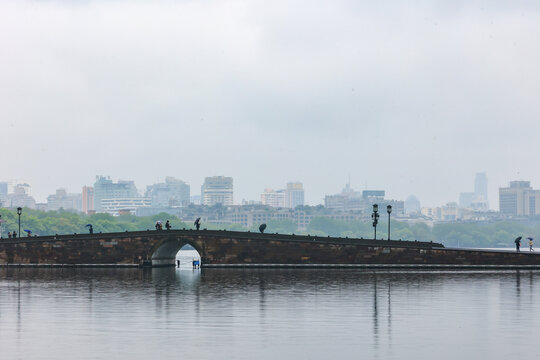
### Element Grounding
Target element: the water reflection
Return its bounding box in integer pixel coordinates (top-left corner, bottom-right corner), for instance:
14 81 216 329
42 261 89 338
1 269 540 360
373 275 379 349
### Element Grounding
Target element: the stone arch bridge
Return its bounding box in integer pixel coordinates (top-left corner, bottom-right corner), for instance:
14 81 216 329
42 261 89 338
0 229 539 268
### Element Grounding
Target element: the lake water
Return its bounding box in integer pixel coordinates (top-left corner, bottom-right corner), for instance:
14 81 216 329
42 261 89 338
1 251 540 359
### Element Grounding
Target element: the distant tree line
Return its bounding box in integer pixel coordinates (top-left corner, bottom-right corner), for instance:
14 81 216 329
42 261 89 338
0 208 534 248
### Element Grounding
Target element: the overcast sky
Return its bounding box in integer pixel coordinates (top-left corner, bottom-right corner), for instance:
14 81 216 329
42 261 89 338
1 0 540 208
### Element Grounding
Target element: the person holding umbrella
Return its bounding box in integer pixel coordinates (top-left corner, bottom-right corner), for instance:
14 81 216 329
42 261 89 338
515 236 522 252
86 224 93 234
528 237 534 252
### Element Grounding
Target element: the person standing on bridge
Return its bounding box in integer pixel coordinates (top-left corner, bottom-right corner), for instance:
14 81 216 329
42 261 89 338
165 220 171 230
515 236 522 252
8 232 11 238
12 231 16 238
528 237 534 252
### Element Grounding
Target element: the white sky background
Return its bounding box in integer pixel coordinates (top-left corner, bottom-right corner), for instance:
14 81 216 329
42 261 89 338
1 0 540 208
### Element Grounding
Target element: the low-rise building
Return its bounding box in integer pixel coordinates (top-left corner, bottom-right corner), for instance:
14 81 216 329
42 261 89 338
101 198 151 216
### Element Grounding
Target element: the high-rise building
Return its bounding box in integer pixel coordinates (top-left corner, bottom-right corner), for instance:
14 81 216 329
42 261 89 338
459 192 475 209
0 182 7 207
362 190 385 202
93 176 139 211
323 184 398 214
441 202 459 221
474 172 488 201
0 182 7 197
146 177 190 207
459 173 489 211
261 182 304 208
82 186 94 214
8 183 36 209
405 195 421 214
499 180 540 216
324 183 364 212
286 182 304 208
201 176 233 206
47 189 82 212
261 188 287 208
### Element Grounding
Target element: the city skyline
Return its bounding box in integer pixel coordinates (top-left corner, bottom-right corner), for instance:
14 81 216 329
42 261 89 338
0 169 527 210
3 171 539 213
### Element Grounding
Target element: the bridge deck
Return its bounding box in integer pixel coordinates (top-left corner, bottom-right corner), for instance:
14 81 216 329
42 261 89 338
0 229 443 249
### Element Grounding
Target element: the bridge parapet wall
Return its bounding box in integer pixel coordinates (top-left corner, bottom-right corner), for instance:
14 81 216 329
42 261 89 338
0 230 538 268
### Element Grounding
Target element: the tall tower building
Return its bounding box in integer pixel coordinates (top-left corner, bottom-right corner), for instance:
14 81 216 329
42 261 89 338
474 172 488 201
286 182 304 208
82 186 94 214
201 176 233 206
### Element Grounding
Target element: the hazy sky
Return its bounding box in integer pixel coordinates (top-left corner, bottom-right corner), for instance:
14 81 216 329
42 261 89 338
1 0 540 208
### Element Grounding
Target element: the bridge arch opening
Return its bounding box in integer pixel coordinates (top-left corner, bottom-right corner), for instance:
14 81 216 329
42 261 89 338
150 237 202 267
176 244 201 269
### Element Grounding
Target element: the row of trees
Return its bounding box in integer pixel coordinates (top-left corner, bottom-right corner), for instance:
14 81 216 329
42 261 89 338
305 217 535 248
0 208 534 248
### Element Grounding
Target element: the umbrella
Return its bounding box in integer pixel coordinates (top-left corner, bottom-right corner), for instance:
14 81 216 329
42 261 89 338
516 236 522 241
194 218 201 225
24 229 32 234
528 237 533 240
259 223 267 233
85 224 92 227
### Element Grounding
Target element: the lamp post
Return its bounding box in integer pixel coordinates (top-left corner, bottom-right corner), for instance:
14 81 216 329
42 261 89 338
16 207 22 238
0 214 2 238
371 204 379 240
387 205 392 241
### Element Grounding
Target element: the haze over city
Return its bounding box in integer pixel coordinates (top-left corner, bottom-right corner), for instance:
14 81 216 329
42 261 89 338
2 1 540 207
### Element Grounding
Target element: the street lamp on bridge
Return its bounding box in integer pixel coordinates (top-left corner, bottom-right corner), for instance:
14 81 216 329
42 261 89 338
17 207 22 238
387 205 392 241
372 204 379 240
